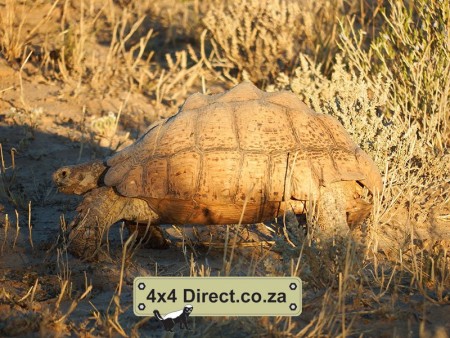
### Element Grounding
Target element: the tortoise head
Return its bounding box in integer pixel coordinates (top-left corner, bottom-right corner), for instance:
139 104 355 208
53 160 107 195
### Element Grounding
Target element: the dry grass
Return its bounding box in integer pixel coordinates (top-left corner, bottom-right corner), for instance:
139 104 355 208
0 0 449 337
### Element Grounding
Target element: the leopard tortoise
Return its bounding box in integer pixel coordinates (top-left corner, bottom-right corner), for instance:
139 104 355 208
53 82 382 259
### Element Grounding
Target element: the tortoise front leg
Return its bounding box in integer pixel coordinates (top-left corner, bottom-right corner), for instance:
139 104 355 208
67 187 165 259
126 222 169 249
67 186 124 260
119 197 168 249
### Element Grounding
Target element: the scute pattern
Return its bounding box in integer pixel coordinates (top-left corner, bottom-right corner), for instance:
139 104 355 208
143 159 168 198
317 114 356 149
235 101 298 151
168 152 200 199
237 153 269 204
197 151 241 204
105 82 381 224
197 104 238 150
288 110 334 149
153 109 197 157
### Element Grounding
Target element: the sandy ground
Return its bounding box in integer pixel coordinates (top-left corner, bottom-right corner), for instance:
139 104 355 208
0 56 449 337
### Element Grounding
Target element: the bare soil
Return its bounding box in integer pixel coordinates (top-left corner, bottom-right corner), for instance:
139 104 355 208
1 57 449 338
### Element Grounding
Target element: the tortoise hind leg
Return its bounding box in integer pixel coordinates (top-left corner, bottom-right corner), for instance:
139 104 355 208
316 182 357 280
317 183 349 240
317 181 373 237
315 181 373 280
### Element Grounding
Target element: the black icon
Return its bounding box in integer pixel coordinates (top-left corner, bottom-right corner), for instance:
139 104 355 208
153 304 193 332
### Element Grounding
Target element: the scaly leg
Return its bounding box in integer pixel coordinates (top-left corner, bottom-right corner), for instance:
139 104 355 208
67 187 163 259
317 183 349 240
67 187 125 259
316 182 353 279
126 222 169 249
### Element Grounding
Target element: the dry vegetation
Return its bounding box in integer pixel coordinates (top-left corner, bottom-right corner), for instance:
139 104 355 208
0 0 449 337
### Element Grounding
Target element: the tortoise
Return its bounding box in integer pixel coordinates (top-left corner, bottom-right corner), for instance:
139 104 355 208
53 82 382 259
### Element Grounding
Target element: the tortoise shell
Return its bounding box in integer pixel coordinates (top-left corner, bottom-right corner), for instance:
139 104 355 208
103 82 382 224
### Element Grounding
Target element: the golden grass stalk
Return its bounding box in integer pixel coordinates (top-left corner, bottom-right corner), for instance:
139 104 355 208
27 201 33 249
